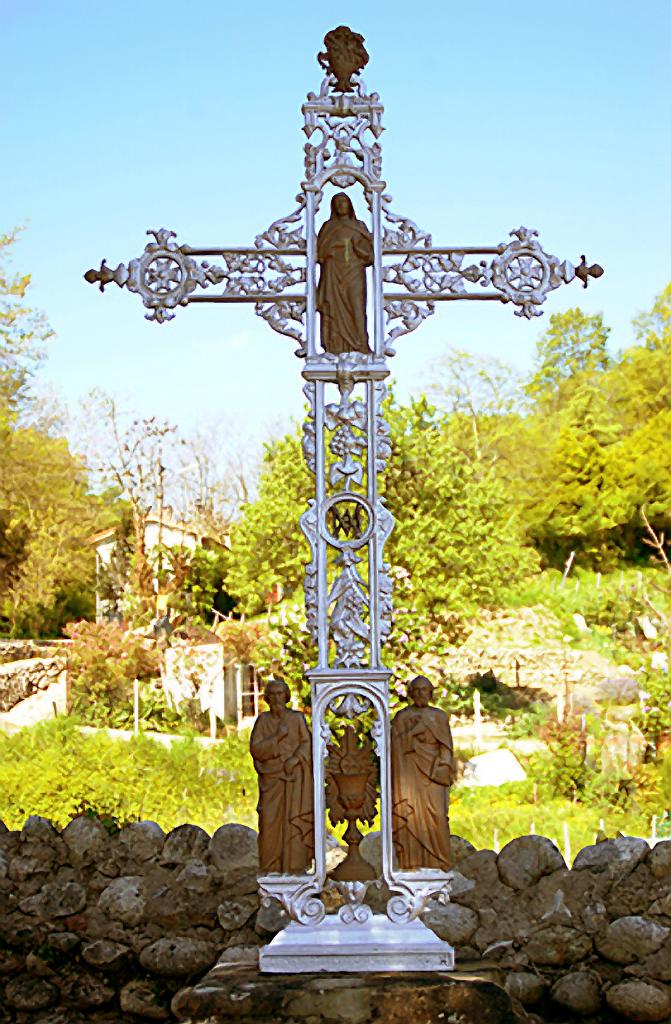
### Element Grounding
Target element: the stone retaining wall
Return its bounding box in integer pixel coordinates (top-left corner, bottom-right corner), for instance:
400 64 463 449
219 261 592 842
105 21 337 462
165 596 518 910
0 643 67 714
442 643 619 697
431 833 671 1023
0 817 670 1023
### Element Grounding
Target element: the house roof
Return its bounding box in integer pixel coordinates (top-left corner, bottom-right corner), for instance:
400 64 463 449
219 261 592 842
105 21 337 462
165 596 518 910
87 511 230 549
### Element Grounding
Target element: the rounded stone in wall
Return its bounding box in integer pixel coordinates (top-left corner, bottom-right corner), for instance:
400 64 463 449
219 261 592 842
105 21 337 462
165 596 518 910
451 835 476 863
631 943 671 982
423 902 479 945
596 916 669 965
62 815 109 866
161 824 210 866
551 970 602 1015
525 925 592 966
456 849 500 888
648 840 671 879
120 979 171 1020
139 937 218 978
497 835 565 890
98 875 145 926
505 972 546 1006
81 938 132 971
215 944 260 968
255 899 289 937
46 931 80 954
175 857 212 896
217 894 259 933
209 823 258 875
19 880 87 918
358 831 382 876
5 976 60 1011
118 820 165 862
648 892 671 917
573 836 649 875
20 816 60 844
605 979 671 1022
58 967 115 1009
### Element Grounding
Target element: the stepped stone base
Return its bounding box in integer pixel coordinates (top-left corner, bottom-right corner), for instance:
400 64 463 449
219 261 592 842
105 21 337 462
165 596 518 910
171 965 523 1023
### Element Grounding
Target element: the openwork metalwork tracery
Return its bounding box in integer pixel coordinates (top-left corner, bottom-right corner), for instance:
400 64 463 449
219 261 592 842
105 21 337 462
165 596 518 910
84 42 602 345
83 25 602 957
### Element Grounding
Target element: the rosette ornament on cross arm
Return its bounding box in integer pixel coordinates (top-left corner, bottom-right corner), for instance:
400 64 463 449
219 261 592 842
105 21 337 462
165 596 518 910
84 228 307 324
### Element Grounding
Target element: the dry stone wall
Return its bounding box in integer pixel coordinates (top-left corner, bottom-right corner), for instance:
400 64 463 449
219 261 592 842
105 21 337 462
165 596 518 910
436 833 671 1024
0 643 67 714
0 818 670 1023
0 816 264 1024
442 643 619 698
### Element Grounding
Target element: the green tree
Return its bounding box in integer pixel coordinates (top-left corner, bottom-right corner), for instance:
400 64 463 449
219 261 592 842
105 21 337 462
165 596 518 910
226 397 537 618
225 431 312 615
0 419 101 635
0 232 103 635
0 229 53 411
609 284 671 432
385 398 538 613
426 346 522 464
161 544 232 626
513 307 633 566
521 375 623 565
525 308 611 412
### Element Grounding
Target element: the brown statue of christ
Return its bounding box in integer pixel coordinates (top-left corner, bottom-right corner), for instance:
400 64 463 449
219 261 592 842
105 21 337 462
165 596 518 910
316 193 374 355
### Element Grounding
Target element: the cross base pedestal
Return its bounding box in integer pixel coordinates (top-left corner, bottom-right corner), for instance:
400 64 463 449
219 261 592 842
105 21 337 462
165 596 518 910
259 915 455 973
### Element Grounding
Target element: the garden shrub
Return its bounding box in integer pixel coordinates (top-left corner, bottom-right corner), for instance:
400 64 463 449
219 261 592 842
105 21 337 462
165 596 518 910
0 720 663 854
65 620 159 709
64 621 203 733
635 671 671 749
0 718 257 832
532 721 591 799
450 780 656 855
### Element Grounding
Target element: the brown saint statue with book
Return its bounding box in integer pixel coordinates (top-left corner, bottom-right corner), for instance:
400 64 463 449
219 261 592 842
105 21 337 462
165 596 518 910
391 675 454 870
250 679 314 874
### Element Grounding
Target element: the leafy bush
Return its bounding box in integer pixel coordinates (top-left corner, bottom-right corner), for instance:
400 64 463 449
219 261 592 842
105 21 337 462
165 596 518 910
66 621 158 698
661 749 671 809
506 567 669 648
65 620 160 722
160 545 231 627
0 718 257 832
0 720 664 858
531 721 591 799
635 671 671 749
64 621 206 733
215 617 270 663
505 702 553 739
583 764 656 817
451 781 657 856
252 601 314 706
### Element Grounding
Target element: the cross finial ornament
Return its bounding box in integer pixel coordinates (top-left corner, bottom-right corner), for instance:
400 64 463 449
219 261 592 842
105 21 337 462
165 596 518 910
84 29 602 974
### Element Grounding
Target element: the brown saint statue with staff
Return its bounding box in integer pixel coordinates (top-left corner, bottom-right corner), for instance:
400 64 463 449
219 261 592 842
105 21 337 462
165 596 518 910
391 675 454 870
250 678 314 873
316 192 374 355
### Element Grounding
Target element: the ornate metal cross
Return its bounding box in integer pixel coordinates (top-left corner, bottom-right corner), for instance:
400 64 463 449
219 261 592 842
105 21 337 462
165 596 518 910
85 26 602 973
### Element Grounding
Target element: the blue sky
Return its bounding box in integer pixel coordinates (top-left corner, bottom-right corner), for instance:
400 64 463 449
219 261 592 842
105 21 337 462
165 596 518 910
4 0 670 441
